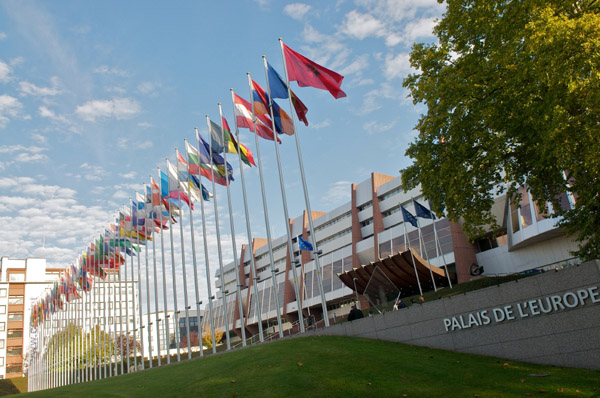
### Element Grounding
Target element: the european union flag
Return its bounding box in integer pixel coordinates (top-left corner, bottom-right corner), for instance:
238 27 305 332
401 206 418 228
298 236 314 251
414 200 435 220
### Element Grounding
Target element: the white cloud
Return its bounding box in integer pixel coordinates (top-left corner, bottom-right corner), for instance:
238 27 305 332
363 120 396 134
93 65 128 76
38 106 69 125
0 32 6 40
30 133 48 145
284 3 311 20
360 82 402 114
120 171 136 179
137 81 159 96
339 0 442 47
139 140 153 149
14 152 49 163
117 137 152 150
0 95 24 128
383 52 412 80
339 54 369 75
0 144 47 155
309 119 331 129
341 10 385 40
404 17 438 42
75 98 141 122
137 121 153 128
107 86 126 94
321 181 351 207
0 61 11 83
79 162 105 181
0 177 109 267
19 76 62 96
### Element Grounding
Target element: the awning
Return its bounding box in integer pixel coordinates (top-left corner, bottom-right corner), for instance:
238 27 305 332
338 249 449 297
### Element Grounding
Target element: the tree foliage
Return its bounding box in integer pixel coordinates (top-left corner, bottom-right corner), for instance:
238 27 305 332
179 330 200 349
45 324 113 371
201 326 223 349
402 0 600 259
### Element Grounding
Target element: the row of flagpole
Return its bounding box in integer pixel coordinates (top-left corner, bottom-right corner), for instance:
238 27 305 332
27 39 348 391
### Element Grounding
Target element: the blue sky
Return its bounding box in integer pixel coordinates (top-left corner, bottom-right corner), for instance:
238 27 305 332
0 0 443 295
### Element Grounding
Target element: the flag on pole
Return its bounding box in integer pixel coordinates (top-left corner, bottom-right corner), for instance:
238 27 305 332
414 200 435 220
267 62 309 126
208 119 227 154
232 93 281 143
251 79 294 135
166 159 193 209
298 236 314 251
401 206 418 228
222 117 255 166
281 41 346 99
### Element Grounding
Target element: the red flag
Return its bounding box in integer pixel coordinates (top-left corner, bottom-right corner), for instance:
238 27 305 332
233 93 281 143
282 42 346 99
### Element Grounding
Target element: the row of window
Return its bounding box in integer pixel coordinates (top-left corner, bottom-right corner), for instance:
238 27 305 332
317 228 352 247
378 186 403 202
314 212 351 232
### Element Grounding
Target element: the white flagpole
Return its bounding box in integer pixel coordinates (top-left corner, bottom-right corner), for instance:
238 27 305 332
403 220 423 296
118 214 125 376
182 141 205 356
101 253 109 377
217 103 247 346
111 243 118 376
173 153 193 359
224 96 265 343
125 204 133 371
413 200 437 292
194 128 218 353
205 116 232 350
278 39 330 327
155 171 168 366
426 201 453 288
145 188 155 368
246 72 284 339
164 162 182 362
138 187 148 369
131 196 139 371
262 56 305 332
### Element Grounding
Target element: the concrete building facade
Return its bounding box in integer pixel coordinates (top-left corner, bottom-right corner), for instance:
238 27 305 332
205 172 580 341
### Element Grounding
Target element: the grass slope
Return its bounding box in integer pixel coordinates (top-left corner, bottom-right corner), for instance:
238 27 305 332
15 336 600 398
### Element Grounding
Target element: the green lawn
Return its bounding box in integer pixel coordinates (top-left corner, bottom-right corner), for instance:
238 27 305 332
13 335 599 397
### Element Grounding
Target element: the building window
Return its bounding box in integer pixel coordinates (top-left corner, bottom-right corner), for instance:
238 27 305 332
0 289 6 298
0 323 4 332
8 274 25 282
0 306 5 314
7 329 22 339
7 313 23 322
0 340 5 349
6 364 22 374
6 347 22 356
0 357 4 366
8 296 23 305
358 201 373 211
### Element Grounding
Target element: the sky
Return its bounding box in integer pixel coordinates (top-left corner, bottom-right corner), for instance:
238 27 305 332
0 0 444 302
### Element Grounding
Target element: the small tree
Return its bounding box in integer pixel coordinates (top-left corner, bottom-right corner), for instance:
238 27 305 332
179 331 200 349
115 333 141 356
201 326 223 349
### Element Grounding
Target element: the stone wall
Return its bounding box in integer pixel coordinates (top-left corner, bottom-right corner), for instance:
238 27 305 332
311 260 600 370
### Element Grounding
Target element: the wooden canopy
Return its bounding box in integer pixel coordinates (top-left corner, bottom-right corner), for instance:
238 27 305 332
338 249 448 297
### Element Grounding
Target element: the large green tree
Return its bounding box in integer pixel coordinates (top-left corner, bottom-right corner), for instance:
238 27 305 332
402 0 600 259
